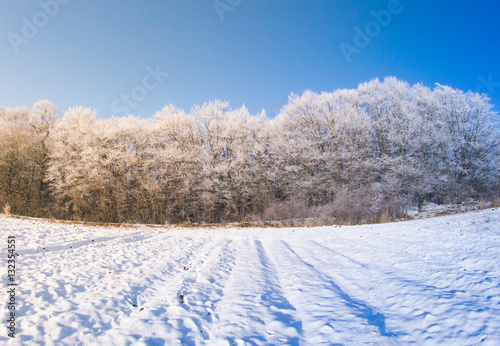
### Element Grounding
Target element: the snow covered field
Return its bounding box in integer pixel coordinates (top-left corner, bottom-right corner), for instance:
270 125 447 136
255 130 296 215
1 209 500 345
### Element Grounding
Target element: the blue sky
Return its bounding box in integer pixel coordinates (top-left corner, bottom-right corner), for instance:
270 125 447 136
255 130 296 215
1 0 499 118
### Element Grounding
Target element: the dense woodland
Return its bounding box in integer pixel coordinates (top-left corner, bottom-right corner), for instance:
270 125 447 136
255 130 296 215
1 77 499 224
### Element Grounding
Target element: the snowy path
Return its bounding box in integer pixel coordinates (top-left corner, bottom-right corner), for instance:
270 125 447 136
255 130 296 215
1 208 500 345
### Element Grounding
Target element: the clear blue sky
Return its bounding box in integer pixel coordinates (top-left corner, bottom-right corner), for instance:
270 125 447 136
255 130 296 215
1 0 499 118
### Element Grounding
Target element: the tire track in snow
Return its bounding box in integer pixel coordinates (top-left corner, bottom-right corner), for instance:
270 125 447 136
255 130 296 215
208 238 301 345
265 239 398 345
94 236 240 345
94 235 219 344
297 239 500 344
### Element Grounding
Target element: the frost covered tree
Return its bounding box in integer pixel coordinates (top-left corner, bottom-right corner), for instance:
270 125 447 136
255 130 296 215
46 107 105 220
358 77 418 206
29 100 59 212
272 77 499 222
47 108 158 222
0 101 58 216
191 101 271 222
275 90 330 206
153 104 200 223
434 85 499 200
0 106 33 214
2 78 498 224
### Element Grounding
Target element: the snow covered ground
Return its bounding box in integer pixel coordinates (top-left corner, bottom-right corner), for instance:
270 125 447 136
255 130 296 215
1 208 500 345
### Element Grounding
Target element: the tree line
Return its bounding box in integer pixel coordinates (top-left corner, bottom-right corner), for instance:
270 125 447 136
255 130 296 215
1 77 499 224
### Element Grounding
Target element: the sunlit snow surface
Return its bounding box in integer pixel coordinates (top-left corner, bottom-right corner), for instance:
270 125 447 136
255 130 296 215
1 209 500 345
